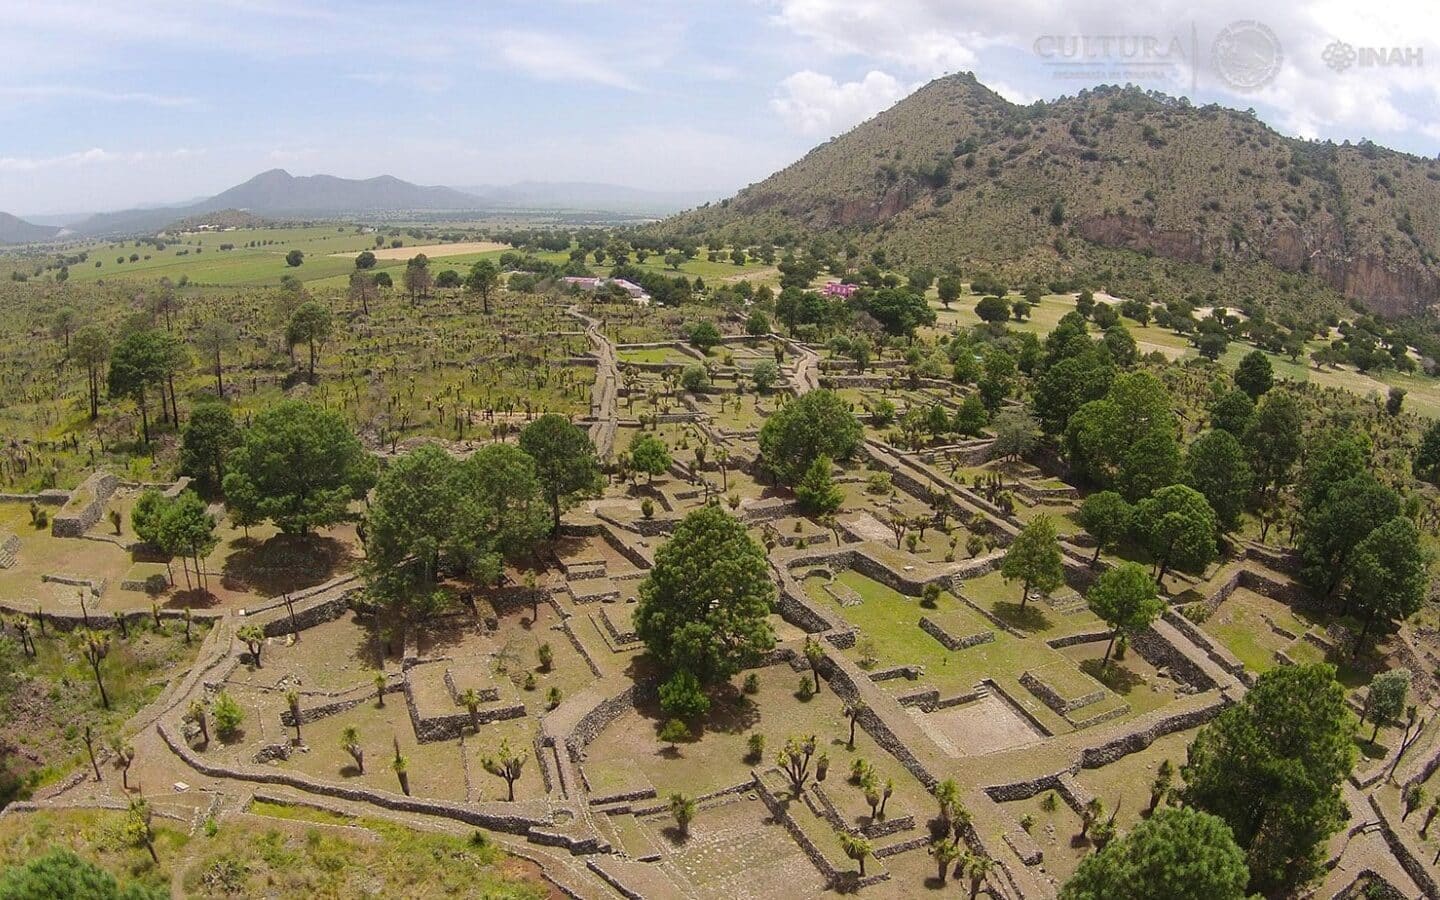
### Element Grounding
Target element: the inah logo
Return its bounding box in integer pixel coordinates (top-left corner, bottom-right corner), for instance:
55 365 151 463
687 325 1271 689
1322 41 1358 72
1323 40 1423 72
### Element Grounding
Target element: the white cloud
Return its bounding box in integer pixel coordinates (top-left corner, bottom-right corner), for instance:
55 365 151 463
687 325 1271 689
491 30 639 90
0 147 196 172
771 69 911 136
769 0 984 76
0 84 198 107
987 80 1038 105
766 0 1440 151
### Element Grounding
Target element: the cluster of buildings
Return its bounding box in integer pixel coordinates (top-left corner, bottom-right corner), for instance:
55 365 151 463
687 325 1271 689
562 276 650 303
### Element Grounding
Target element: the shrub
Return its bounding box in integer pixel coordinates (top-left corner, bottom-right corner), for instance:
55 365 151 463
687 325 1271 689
659 669 711 719
213 692 244 739
746 732 765 762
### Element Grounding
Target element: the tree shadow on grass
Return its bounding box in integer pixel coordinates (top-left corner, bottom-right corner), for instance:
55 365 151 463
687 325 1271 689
832 871 863 895
703 687 761 735
220 534 350 597
165 588 218 610
1355 736 1390 761
658 824 689 846
990 601 1052 633
1079 659 1145 695
217 729 247 747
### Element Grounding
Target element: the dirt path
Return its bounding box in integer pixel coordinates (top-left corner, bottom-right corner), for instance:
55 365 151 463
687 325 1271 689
571 304 619 460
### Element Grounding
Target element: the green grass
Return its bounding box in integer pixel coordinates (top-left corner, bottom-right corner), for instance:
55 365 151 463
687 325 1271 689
0 806 547 899
930 291 1440 418
803 570 1154 732
248 800 357 827
1 620 211 794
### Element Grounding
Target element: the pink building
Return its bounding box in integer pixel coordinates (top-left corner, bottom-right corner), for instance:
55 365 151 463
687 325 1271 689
823 281 859 298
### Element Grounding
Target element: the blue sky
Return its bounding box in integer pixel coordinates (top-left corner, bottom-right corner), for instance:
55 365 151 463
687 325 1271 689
1 0 1436 216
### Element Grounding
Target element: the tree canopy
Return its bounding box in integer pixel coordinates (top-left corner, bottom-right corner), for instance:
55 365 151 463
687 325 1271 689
1344 516 1430 647
1000 514 1064 610
1133 485 1216 583
629 432 672 484
1066 372 1180 502
107 329 181 443
1086 561 1163 663
633 505 776 686
518 414 603 535
1182 663 1355 895
1234 350 1274 399
758 389 862 485
1061 807 1249 900
1183 429 1253 532
0 848 165 900
179 401 240 494
222 400 376 535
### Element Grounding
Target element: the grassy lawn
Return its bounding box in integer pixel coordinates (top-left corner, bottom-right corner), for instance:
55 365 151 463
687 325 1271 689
803 570 1163 732
0 806 547 898
959 569 1105 638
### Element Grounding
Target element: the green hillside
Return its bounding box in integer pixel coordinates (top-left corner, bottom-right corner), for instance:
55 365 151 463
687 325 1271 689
656 74 1440 318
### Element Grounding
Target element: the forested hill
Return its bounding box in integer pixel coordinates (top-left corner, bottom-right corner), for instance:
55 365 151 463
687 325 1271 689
0 212 60 245
656 74 1440 317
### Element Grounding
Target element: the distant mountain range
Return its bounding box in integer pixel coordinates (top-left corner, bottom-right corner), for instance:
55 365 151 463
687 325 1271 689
0 170 716 243
0 212 60 244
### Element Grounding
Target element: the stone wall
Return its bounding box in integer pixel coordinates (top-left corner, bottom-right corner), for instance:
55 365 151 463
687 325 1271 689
1127 625 1218 693
1018 670 1104 716
1162 609 1253 687
258 590 356 637
917 616 994 651
751 768 874 888
1077 697 1229 768
1367 793 1440 900
557 521 653 572
0 531 19 569
984 771 1065 804
871 666 925 683
1068 702 1131 731
0 490 69 505
557 616 603 678
156 719 556 840
49 471 118 537
400 666 527 743
565 682 655 762
982 678 1054 738
821 653 937 790
1003 827 1043 866
280 680 404 727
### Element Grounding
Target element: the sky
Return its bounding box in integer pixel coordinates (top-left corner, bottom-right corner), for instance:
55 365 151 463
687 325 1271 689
1 0 1437 216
